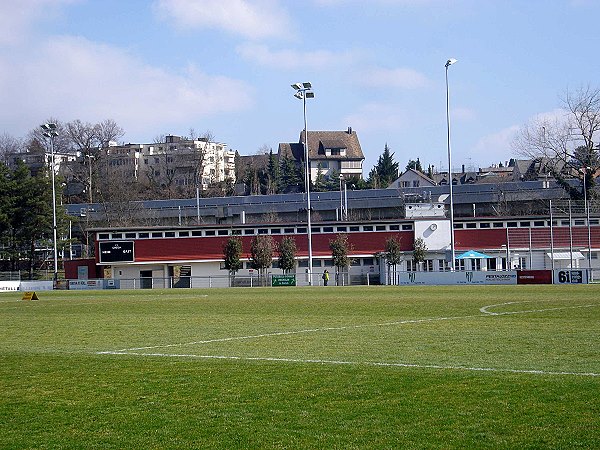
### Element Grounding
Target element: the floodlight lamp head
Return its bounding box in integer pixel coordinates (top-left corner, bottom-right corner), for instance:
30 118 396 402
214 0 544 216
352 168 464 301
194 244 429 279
305 91 315 98
445 58 457 68
291 83 303 90
302 82 312 89
294 92 303 100
41 123 57 131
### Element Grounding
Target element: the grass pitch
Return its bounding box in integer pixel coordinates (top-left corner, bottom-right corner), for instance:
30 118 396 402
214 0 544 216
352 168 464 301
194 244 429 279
1 285 599 448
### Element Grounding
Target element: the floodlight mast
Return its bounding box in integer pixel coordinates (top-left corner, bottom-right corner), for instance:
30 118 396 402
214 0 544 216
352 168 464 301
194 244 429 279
445 58 457 271
41 123 59 284
291 82 315 285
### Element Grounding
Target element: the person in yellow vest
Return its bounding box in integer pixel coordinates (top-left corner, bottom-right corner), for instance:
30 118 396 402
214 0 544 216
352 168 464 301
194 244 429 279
322 270 329 286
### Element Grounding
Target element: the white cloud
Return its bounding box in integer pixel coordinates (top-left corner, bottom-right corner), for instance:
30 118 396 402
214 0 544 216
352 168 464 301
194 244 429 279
342 103 410 132
154 0 292 40
314 0 440 5
237 43 361 70
0 35 253 138
0 0 76 45
359 67 430 89
472 125 520 162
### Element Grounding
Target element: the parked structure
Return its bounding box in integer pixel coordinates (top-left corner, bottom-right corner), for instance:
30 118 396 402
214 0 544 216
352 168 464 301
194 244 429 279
278 127 365 181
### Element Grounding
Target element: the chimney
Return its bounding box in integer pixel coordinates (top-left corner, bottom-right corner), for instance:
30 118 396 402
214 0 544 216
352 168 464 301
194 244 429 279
347 126 352 134
461 164 465 173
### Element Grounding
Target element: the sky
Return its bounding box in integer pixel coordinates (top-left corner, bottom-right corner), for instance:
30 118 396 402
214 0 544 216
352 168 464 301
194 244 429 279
1 0 600 176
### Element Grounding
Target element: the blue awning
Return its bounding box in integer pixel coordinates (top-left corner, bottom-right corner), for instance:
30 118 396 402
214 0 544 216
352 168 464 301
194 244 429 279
456 250 492 259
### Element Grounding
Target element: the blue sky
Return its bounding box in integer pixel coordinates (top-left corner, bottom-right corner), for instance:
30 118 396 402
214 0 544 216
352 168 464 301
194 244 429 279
1 0 599 175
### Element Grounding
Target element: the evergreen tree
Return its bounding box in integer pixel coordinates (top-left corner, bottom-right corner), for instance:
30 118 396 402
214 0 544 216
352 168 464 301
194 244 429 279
370 143 399 188
385 236 402 285
280 156 301 192
250 235 274 286
406 158 423 173
329 233 353 286
223 237 243 286
277 236 297 274
267 149 280 194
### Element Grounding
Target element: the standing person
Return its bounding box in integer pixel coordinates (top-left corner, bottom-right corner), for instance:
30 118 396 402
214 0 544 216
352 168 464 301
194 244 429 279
322 270 329 286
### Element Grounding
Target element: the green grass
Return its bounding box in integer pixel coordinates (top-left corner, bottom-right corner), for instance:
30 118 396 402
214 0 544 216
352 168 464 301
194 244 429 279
1 285 599 449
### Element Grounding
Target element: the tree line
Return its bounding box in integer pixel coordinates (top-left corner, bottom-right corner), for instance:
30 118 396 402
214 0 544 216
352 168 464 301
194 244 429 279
222 233 426 286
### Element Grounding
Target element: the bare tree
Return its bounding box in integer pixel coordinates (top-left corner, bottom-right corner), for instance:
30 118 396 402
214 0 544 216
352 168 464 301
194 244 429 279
513 86 600 199
0 133 23 163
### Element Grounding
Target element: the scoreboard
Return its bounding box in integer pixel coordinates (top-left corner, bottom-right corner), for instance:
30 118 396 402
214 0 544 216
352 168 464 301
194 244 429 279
99 241 134 263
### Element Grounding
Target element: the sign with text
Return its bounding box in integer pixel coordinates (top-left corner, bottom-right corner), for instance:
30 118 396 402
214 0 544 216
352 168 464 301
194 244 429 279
553 269 588 284
272 275 296 287
99 241 134 263
399 271 517 286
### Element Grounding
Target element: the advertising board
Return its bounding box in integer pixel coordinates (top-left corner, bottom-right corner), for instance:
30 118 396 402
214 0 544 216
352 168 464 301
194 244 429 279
553 269 588 284
399 271 517 286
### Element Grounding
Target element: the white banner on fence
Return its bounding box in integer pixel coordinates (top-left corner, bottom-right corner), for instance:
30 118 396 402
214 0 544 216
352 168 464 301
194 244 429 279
0 281 21 292
69 279 104 290
20 281 54 291
399 271 517 286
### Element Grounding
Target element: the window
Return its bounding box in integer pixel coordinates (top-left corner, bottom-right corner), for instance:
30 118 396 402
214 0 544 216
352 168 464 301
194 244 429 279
401 181 410 188
205 230 216 236
590 219 599 225
454 223 464 229
376 225 386 231
520 222 531 227
164 232 175 238
125 233 136 239
406 260 417 272
349 226 360 232
439 259 450 272
138 232 149 239
560 220 570 226
574 219 585 226
244 229 255 235
218 230 229 236
402 224 413 231
98 233 109 240
337 226 347 232
178 231 189 237
424 260 434 272
412 180 420 188
389 225 400 231
284 228 295 234
479 223 491 228
534 221 545 227
466 223 476 229
298 260 309 268
363 226 373 231
363 258 374 266
323 227 334 233
493 222 504 228
311 227 321 233
351 259 361 266
112 233 122 239
323 260 334 267
192 231 202 237
297 227 307 234
258 229 268 235
271 228 281 234
507 222 518 228
487 258 497 271
151 232 163 238
231 229 242 235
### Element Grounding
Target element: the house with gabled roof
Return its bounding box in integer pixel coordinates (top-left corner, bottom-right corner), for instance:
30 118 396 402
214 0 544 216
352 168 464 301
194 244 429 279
388 168 436 189
278 127 365 181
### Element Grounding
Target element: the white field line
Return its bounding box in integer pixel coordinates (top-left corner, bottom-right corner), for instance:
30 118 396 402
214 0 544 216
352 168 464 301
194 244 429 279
106 314 481 352
97 351 600 377
479 301 598 316
96 301 600 377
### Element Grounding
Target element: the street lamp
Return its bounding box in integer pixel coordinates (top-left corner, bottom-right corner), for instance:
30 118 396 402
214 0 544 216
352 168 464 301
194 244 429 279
41 123 59 283
445 58 457 271
291 81 315 284
580 166 592 269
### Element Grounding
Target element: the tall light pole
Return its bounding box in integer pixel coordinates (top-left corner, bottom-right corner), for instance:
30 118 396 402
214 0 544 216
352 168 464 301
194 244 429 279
580 166 592 269
41 123 59 283
445 58 457 271
292 82 315 284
